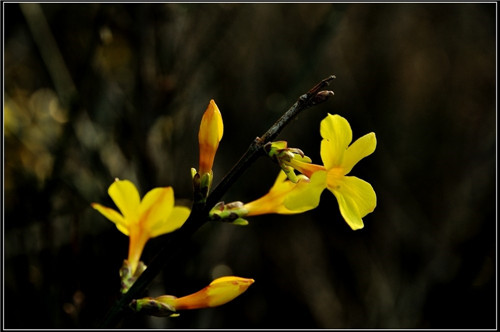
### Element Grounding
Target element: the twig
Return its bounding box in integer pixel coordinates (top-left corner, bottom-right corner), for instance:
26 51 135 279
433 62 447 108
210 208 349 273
98 75 335 328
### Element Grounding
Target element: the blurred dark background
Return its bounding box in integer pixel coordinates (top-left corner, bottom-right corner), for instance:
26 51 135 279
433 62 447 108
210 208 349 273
3 3 496 329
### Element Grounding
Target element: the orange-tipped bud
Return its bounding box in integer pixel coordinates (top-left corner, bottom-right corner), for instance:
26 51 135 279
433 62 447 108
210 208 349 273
131 276 254 316
198 99 224 176
162 276 254 310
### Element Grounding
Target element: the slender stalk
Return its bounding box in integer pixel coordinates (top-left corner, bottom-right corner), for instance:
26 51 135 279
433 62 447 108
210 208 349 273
98 75 335 328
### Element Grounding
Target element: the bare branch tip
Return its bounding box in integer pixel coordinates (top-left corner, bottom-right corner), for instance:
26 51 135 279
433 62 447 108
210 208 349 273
324 74 336 84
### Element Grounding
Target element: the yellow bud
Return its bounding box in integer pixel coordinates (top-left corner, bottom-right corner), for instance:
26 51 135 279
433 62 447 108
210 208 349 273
156 276 254 311
198 99 223 175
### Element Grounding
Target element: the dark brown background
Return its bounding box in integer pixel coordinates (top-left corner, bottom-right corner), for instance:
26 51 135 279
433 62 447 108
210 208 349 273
4 3 496 328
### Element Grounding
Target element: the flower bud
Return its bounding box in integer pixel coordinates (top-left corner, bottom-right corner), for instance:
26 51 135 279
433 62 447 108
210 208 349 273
198 99 223 176
131 276 254 316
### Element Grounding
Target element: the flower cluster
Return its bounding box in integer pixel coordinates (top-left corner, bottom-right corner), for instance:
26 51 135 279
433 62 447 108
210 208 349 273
91 98 377 317
92 100 252 312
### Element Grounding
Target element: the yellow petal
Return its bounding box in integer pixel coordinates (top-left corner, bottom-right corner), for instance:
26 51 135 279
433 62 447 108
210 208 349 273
139 186 174 231
108 179 141 221
91 203 129 236
284 170 327 212
209 99 224 142
243 171 299 216
320 114 353 169
287 158 326 178
207 99 224 142
268 170 296 195
342 132 377 175
328 176 376 230
149 206 191 238
198 99 224 174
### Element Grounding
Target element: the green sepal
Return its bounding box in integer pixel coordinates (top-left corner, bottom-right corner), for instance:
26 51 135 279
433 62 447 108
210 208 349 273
293 154 312 163
232 218 249 226
209 201 249 222
192 170 213 203
265 141 288 158
282 165 298 183
200 172 213 192
264 141 313 183
120 260 147 294
130 297 177 317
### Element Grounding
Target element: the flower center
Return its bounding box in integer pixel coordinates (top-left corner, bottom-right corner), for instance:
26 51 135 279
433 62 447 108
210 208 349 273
327 167 344 191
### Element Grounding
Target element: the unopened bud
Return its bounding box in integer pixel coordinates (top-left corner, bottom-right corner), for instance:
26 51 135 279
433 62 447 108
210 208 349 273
130 297 176 317
311 90 334 105
209 201 248 222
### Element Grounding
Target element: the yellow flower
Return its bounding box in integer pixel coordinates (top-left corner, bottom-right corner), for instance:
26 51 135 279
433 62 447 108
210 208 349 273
242 170 325 217
198 99 224 176
131 276 254 315
285 114 377 230
91 179 191 274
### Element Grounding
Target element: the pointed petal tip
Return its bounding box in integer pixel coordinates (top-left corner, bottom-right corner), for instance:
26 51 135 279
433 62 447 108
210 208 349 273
350 223 365 231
